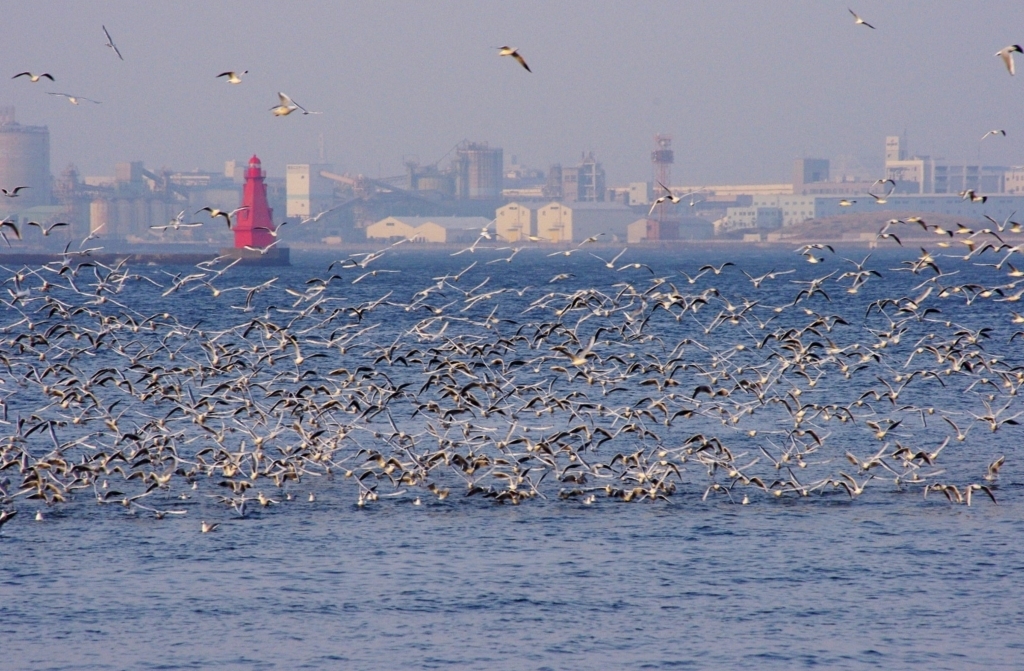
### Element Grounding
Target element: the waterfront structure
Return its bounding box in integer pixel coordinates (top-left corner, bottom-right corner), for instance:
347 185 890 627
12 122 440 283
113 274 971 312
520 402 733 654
495 202 535 241
286 164 334 218
233 156 276 248
365 216 491 243
535 201 634 243
0 107 50 210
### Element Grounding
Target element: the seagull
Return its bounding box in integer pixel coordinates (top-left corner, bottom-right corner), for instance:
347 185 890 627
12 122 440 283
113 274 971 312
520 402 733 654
27 221 69 236
200 521 219 533
216 70 248 84
271 92 318 116
12 72 54 82
299 205 338 224
996 45 1022 76
255 221 289 238
102 25 124 61
498 46 531 72
982 129 1007 140
47 92 101 105
0 509 15 532
648 181 681 216
244 240 281 255
1 186 29 197
197 206 249 228
839 199 856 206
847 8 872 28
849 9 875 29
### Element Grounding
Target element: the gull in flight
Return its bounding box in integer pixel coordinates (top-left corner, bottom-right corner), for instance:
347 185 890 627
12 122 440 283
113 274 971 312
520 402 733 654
48 92 101 105
151 210 202 231
648 181 681 216
217 70 248 84
498 46 531 72
996 45 1022 76
849 9 875 29
982 129 1007 140
271 92 319 116
103 25 124 61
197 206 248 229
1 186 29 197
299 205 339 224
12 72 54 82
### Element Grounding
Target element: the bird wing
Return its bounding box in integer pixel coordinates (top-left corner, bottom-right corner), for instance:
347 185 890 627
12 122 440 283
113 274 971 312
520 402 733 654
1000 49 1016 75
12 72 31 79
278 92 294 107
216 72 233 78
512 52 531 72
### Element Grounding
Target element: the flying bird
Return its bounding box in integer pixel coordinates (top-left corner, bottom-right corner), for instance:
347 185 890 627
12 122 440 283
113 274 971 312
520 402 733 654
217 70 248 84
648 181 681 216
47 92 101 105
498 46 531 72
271 92 318 116
1 186 29 197
982 129 1007 140
28 221 69 236
102 25 124 61
197 206 248 228
849 9 875 29
12 72 54 82
996 45 1022 75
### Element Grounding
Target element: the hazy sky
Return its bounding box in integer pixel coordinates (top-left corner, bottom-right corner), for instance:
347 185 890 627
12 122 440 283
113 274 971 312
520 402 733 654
3 1 1024 185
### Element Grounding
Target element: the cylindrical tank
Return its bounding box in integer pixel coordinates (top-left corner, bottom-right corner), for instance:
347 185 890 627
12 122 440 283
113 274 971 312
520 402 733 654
0 108 51 208
116 199 132 239
89 199 110 236
457 143 503 200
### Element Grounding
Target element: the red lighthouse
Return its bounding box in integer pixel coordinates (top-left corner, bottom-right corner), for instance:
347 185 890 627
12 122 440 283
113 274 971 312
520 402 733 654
233 155 276 249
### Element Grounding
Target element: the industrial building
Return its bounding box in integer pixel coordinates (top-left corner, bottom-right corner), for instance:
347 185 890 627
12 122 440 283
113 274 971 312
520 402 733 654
495 202 535 241
365 216 490 244
286 163 334 218
0 107 51 210
626 217 713 243
535 202 634 243
721 192 1024 234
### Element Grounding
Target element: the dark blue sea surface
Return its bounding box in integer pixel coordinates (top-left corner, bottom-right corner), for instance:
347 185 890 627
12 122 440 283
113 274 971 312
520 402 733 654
1 245 1023 669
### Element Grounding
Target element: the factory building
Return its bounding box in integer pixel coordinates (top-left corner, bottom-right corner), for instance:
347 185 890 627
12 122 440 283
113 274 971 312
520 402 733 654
365 216 490 244
286 164 335 218
627 217 713 243
535 202 634 243
453 143 503 200
0 107 51 210
495 202 535 241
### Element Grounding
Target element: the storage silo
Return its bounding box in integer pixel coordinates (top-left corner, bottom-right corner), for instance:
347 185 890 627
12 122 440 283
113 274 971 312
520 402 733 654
0 108 51 208
456 143 503 200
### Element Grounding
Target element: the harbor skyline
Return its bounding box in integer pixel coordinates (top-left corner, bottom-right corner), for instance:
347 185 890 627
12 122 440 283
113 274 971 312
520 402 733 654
2 1 1024 186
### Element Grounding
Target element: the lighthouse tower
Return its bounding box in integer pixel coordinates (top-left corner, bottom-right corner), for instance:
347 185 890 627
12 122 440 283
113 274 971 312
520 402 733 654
233 155 275 249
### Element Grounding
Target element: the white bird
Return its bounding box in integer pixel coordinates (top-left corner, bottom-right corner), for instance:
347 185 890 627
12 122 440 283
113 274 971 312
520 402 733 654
996 45 1022 76
498 46 531 72
102 25 124 60
200 521 219 533
849 9 875 29
217 70 247 84
48 92 101 105
271 92 318 116
982 129 1007 140
648 181 681 216
12 72 54 82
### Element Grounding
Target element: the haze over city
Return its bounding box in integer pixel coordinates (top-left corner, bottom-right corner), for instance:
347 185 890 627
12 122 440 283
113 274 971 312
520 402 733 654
3 0 1024 184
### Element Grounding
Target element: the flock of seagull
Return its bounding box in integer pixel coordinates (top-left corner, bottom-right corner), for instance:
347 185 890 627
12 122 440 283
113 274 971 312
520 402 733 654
0 213 1019 534
0 9 1021 534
